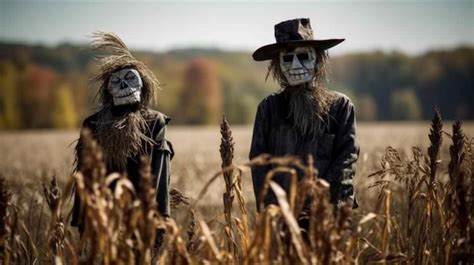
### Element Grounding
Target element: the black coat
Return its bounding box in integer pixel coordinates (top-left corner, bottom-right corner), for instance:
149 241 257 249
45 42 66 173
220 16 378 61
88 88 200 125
249 90 359 211
71 107 173 230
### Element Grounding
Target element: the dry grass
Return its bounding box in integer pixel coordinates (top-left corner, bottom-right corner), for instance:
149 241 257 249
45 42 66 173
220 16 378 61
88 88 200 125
0 119 473 264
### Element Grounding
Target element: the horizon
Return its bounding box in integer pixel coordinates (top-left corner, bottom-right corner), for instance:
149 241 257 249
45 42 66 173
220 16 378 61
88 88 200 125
1 39 472 58
1 0 473 56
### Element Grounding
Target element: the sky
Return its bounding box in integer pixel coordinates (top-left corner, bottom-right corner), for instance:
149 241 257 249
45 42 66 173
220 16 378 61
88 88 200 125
1 0 473 55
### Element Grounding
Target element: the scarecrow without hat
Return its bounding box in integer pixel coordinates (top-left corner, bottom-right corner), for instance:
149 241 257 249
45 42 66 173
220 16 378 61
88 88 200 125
249 19 359 218
71 32 173 250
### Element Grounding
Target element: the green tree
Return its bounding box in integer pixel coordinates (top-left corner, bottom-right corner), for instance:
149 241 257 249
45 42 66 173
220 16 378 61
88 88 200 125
390 89 422 120
223 81 258 124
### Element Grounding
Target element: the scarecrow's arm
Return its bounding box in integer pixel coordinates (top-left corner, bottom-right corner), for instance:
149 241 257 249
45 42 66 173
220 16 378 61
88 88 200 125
151 124 174 217
249 101 274 212
71 116 96 232
152 149 171 217
326 96 359 208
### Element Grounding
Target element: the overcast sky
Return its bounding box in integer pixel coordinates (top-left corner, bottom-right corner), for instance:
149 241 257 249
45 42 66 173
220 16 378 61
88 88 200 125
1 0 473 55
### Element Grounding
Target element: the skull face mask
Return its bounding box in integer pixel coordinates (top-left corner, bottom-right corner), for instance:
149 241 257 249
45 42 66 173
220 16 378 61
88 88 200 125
107 68 143 106
279 47 317 86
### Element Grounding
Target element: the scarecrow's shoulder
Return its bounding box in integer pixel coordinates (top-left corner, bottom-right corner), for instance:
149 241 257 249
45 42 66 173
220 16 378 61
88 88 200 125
144 109 174 156
328 91 356 120
257 90 286 110
81 112 100 129
264 90 286 101
143 109 171 127
329 91 354 108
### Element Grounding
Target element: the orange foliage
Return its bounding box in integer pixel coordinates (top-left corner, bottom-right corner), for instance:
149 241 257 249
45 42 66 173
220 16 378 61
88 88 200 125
22 65 58 128
180 58 222 124
25 65 57 102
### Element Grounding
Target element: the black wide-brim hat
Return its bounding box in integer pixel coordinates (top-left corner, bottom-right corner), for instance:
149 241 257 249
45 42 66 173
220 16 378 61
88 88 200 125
253 18 344 61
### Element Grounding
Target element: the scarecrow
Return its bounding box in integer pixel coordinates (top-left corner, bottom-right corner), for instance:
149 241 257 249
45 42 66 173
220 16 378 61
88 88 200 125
71 33 173 234
250 18 359 212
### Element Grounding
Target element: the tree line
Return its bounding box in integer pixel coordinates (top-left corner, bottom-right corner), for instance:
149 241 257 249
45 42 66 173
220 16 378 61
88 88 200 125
0 42 472 129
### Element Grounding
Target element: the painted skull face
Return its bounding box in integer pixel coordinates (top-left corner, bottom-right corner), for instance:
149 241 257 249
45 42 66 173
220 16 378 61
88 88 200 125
107 68 143 106
279 47 317 86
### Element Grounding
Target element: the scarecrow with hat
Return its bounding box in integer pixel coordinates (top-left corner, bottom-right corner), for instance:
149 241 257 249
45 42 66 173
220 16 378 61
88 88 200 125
71 32 173 246
250 18 359 212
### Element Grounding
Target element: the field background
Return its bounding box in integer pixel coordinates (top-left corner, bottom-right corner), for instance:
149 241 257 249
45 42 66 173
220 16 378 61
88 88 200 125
1 2 473 262
2 122 472 214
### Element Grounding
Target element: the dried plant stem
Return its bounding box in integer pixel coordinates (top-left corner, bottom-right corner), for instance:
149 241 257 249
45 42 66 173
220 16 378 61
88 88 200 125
43 176 66 262
446 120 472 264
2 109 473 264
381 190 391 259
220 114 236 257
0 176 11 265
423 109 443 262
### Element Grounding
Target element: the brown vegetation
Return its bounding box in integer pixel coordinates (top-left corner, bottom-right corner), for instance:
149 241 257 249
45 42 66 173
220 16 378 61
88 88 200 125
0 114 473 264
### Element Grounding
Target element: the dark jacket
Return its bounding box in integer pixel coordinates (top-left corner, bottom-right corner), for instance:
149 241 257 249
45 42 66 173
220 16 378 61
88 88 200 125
71 108 174 230
249 90 359 211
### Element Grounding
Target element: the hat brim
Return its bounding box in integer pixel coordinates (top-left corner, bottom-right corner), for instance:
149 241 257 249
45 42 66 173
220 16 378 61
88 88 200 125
252 39 345 61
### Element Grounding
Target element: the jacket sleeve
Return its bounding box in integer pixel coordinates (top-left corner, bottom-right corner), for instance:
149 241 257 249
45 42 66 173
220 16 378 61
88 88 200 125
71 119 92 231
71 130 84 230
326 97 359 207
151 124 173 217
249 101 274 211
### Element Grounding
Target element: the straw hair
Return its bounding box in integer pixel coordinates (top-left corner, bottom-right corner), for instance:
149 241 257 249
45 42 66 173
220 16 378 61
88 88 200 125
91 31 161 109
94 109 155 171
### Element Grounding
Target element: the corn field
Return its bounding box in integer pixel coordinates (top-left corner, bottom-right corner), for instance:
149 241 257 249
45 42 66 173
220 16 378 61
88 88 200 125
0 111 473 264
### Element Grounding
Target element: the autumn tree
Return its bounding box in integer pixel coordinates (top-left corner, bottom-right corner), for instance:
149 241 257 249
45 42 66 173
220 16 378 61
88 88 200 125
21 65 57 128
0 62 21 129
52 83 77 128
179 58 222 124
